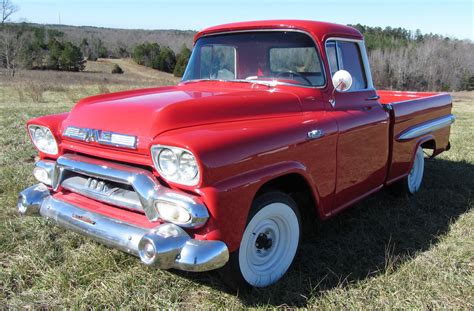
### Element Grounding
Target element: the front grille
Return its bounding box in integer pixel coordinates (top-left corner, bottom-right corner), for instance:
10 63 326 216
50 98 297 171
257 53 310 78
61 174 143 212
53 153 161 221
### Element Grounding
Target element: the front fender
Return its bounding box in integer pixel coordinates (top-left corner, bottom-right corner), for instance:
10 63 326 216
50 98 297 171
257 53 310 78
195 161 319 252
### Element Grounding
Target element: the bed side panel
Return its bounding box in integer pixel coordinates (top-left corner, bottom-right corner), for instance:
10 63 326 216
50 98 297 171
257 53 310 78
386 93 453 183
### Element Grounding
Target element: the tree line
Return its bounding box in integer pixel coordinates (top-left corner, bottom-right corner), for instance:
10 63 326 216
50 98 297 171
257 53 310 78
132 42 191 77
0 22 192 77
0 0 472 90
0 24 85 75
351 24 474 91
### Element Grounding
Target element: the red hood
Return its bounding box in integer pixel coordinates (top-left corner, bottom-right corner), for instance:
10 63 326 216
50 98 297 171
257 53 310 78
61 82 302 151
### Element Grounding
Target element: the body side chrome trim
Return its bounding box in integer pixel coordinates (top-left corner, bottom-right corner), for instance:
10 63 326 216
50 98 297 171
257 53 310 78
397 114 455 141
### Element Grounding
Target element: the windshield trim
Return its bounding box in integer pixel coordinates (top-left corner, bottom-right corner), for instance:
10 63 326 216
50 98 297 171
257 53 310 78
184 29 328 90
181 78 324 89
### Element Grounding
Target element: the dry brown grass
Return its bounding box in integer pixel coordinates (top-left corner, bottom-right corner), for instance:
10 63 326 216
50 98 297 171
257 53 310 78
0 59 180 89
0 59 180 105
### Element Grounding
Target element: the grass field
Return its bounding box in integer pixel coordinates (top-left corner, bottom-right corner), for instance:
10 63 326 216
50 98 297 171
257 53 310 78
0 64 472 309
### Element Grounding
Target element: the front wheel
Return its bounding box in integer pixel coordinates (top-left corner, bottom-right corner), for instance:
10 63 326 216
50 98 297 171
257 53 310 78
221 192 301 288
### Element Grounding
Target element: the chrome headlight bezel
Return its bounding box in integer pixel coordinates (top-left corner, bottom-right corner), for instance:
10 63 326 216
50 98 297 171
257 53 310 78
28 125 59 155
151 145 200 186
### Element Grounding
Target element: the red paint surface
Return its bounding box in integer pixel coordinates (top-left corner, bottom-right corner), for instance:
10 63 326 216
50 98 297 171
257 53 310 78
26 21 453 252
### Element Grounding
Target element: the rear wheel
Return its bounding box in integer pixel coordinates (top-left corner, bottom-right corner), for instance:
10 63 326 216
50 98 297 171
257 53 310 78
220 192 301 288
393 146 425 195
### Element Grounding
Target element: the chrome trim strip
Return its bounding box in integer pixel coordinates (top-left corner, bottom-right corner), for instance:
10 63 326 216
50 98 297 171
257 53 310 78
18 192 228 271
398 114 455 141
52 154 209 228
189 28 328 89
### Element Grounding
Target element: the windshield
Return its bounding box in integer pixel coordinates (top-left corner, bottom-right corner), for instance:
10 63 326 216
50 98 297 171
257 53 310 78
182 31 325 87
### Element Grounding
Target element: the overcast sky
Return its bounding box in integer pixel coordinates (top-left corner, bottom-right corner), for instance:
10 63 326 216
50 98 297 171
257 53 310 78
13 0 474 40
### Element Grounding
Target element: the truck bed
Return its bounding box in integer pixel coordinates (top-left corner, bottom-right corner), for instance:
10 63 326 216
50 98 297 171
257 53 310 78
376 90 453 184
377 90 440 105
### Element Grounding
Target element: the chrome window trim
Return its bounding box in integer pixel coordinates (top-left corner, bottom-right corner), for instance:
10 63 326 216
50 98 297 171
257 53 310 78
188 29 328 89
397 114 455 141
324 37 375 92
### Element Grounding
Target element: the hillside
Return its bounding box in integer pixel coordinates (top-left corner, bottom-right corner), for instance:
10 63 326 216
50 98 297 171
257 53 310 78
20 23 196 53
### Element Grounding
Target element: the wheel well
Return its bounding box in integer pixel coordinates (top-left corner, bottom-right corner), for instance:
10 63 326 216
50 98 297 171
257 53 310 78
421 139 436 150
255 173 318 219
421 139 436 157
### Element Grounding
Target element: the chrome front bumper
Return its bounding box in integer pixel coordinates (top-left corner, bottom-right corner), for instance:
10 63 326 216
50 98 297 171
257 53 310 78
18 184 229 272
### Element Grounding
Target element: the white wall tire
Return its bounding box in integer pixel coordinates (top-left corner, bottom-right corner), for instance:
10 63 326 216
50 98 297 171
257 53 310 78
392 145 425 196
407 146 425 194
220 192 301 289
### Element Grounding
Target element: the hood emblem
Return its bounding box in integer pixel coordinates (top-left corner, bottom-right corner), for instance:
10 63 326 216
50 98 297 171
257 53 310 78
63 126 137 149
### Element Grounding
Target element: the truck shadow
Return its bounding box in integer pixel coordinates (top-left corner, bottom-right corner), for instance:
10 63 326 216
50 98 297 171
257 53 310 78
175 157 473 307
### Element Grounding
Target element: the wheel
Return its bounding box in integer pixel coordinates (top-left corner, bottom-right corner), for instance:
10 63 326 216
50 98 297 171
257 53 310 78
220 192 301 288
393 146 425 195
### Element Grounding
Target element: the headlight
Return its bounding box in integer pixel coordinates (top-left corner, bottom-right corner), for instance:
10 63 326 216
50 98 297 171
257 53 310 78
151 145 200 186
28 125 58 155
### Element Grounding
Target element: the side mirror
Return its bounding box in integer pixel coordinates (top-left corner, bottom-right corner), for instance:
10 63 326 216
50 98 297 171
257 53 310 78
332 70 352 92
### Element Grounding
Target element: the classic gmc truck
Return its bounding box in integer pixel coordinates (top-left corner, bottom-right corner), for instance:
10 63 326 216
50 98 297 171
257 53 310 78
18 20 455 288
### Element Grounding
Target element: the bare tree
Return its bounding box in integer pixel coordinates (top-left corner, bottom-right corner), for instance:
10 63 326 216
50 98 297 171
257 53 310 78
0 27 26 76
1 0 18 25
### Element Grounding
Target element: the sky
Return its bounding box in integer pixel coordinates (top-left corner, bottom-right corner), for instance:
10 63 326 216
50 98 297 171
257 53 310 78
13 0 474 40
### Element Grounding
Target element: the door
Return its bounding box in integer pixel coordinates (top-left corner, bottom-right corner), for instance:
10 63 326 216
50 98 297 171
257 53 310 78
326 39 390 210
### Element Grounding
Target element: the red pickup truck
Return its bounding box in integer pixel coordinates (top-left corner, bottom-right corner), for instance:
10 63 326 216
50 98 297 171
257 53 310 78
18 20 454 288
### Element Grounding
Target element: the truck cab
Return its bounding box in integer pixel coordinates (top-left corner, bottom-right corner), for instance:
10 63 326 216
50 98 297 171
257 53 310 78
19 20 454 288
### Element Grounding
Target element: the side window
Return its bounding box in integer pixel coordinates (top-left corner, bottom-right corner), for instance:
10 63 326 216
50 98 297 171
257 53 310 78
199 45 236 80
326 40 368 91
326 41 339 75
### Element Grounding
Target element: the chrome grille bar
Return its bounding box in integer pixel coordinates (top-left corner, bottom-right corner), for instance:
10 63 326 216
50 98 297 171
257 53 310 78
53 154 161 221
61 176 143 212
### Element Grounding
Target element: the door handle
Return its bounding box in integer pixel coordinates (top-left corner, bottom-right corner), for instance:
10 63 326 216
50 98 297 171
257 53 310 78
307 129 324 140
366 95 380 101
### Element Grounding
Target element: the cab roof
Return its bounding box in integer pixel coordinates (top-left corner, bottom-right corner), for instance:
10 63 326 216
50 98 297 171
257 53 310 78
194 20 363 43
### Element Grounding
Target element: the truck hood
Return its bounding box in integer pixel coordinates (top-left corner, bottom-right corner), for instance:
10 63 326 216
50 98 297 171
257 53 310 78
61 83 301 150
